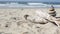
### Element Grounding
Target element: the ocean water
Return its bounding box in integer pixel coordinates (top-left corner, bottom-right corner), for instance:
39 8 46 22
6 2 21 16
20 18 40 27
0 2 60 8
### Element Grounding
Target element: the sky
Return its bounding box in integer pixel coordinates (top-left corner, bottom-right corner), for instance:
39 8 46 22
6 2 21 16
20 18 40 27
0 0 59 2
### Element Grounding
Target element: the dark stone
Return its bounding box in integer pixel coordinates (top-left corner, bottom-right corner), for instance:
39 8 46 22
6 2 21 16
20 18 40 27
5 24 8 27
24 14 29 20
49 11 56 17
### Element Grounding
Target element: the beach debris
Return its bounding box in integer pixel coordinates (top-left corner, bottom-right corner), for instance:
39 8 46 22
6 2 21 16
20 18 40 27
49 5 56 17
36 10 59 26
24 14 48 24
24 14 29 20
5 24 8 28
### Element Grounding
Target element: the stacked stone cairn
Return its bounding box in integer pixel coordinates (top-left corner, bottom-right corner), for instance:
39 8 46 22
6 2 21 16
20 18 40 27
49 5 56 17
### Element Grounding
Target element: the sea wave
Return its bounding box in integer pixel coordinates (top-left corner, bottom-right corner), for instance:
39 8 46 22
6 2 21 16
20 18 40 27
0 2 60 8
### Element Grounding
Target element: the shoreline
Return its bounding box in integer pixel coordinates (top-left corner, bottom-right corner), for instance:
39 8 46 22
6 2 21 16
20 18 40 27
0 7 60 9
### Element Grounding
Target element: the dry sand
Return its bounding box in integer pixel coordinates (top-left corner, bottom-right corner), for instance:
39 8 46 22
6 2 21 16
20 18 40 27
0 8 60 34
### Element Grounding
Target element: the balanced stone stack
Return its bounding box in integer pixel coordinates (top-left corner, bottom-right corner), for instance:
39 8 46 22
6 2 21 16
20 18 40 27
49 5 56 17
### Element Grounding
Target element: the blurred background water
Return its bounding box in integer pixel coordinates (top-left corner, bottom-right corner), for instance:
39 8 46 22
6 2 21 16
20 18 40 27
0 1 60 8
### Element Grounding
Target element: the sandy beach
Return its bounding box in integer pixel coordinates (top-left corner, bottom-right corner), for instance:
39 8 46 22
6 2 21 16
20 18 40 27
0 8 60 34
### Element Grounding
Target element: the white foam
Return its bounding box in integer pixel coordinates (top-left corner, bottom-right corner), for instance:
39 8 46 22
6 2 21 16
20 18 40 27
0 3 59 8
